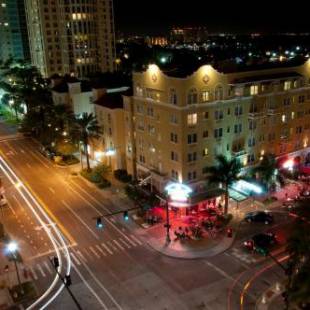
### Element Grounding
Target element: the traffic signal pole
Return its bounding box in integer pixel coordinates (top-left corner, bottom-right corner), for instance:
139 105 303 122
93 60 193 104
50 257 83 310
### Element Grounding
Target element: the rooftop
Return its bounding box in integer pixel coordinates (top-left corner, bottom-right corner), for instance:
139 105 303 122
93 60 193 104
94 88 132 109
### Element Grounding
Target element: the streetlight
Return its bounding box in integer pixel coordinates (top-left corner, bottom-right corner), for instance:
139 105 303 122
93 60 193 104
6 241 24 295
164 182 192 243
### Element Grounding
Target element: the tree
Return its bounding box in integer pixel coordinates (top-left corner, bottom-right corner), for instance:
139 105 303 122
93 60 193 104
204 155 242 214
253 153 284 190
73 113 101 171
55 140 77 159
0 64 46 114
285 201 310 308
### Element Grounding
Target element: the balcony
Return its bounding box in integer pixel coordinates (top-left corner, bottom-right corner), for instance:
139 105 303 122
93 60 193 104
248 111 264 119
232 149 247 157
267 108 280 115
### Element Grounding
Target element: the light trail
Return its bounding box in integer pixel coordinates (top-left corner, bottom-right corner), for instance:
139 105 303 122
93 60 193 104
0 155 71 309
239 254 289 310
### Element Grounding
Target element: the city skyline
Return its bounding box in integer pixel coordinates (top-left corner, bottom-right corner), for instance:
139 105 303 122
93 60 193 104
114 0 309 35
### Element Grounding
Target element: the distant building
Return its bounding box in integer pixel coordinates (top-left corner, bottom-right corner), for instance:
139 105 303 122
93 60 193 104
146 36 168 47
0 0 30 61
170 27 208 44
25 0 116 77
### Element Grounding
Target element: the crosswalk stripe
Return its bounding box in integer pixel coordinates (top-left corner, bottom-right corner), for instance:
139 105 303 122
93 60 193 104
43 261 53 274
130 234 143 246
37 264 46 277
113 239 125 251
101 243 113 255
76 250 88 262
83 249 94 260
119 238 131 249
107 241 118 252
123 236 137 247
30 267 38 280
70 252 81 266
95 245 107 256
89 246 101 259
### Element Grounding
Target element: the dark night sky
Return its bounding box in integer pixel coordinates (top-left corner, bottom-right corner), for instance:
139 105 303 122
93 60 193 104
114 1 309 35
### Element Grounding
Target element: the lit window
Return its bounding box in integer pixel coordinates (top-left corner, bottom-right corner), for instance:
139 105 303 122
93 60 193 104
187 113 197 125
291 111 295 119
281 114 286 123
203 148 208 156
201 91 209 102
250 85 259 95
284 81 291 91
1 3 6 7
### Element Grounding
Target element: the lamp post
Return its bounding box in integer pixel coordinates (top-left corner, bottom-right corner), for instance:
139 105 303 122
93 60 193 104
7 242 24 295
164 200 171 243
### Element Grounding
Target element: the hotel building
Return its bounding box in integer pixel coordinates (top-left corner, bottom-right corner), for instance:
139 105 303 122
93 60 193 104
123 60 310 194
25 0 116 77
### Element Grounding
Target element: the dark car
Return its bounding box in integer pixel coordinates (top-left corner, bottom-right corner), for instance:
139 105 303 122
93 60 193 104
243 232 277 252
244 211 273 224
39 146 56 159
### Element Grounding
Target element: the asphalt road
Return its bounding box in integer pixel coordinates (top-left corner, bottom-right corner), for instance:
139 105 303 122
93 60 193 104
0 134 293 310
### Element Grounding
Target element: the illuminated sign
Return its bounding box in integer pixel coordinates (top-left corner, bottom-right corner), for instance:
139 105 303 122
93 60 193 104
165 183 192 203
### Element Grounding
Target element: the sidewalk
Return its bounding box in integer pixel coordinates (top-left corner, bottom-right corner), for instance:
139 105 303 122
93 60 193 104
142 213 242 259
256 282 285 310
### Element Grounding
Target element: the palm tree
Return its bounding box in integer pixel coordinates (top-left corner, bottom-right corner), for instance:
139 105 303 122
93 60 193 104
253 153 284 191
73 113 101 171
204 155 242 214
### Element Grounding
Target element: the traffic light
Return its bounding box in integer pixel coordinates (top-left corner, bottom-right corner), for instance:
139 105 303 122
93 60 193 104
123 211 129 221
53 256 59 268
96 217 103 229
65 275 72 286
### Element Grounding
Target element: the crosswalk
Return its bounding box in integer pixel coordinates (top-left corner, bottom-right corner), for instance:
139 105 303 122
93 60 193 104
229 247 258 264
29 234 143 280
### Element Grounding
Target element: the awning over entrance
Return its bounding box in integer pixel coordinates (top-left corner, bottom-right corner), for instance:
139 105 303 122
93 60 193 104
228 188 248 202
189 188 226 205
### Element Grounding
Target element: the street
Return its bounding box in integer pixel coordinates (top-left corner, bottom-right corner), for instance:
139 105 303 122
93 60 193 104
0 134 292 310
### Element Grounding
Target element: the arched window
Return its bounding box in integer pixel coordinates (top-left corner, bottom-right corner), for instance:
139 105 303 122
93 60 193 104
201 89 210 102
214 85 224 100
187 88 198 105
169 88 177 105
136 84 143 97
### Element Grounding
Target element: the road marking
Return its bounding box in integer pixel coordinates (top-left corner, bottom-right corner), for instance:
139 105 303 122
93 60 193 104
70 252 81 266
43 261 53 274
37 264 46 277
119 238 131 249
224 253 251 270
61 200 99 240
130 234 142 246
48 187 55 194
20 149 25 154
113 240 125 251
83 249 93 260
11 195 23 211
26 163 31 168
108 241 118 251
76 250 87 262
204 261 235 281
73 258 123 310
72 263 109 310
95 245 107 256
101 243 113 255
30 267 38 280
89 246 101 259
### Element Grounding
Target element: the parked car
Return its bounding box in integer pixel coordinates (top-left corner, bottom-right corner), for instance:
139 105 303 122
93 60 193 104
39 146 56 159
243 232 277 252
244 211 273 224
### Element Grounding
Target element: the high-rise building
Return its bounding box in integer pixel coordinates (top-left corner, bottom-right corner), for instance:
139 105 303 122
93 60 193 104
0 0 30 61
25 0 116 77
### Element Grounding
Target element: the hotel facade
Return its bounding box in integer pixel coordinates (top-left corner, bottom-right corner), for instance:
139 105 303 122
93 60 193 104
123 61 310 193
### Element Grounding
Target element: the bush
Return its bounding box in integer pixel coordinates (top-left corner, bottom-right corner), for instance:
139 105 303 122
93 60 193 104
114 169 132 183
97 179 111 189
